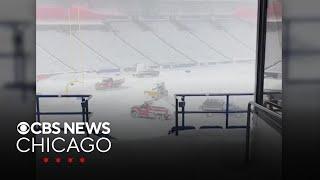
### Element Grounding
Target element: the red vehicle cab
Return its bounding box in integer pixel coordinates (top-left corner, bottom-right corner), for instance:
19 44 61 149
131 102 171 120
95 78 125 90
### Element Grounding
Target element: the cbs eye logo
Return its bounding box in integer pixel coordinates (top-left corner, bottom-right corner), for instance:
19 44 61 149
17 122 30 135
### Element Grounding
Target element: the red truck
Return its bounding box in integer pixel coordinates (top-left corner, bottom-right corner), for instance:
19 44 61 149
95 77 125 90
131 102 171 120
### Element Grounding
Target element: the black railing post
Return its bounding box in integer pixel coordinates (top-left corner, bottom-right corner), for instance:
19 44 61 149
226 95 229 128
245 103 252 163
81 98 86 123
181 96 185 128
85 99 90 137
36 96 40 123
81 97 89 137
85 99 89 123
175 97 179 136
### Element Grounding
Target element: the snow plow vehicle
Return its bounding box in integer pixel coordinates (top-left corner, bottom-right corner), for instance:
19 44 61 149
200 98 245 118
95 77 125 90
199 99 225 117
144 82 168 100
200 99 225 112
133 69 160 78
131 102 171 120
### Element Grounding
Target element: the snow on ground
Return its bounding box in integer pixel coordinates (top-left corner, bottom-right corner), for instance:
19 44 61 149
37 62 257 140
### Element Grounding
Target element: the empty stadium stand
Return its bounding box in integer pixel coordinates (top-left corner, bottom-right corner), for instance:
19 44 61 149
37 17 256 74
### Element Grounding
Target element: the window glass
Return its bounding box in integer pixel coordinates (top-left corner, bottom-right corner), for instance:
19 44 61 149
263 0 282 111
36 0 257 140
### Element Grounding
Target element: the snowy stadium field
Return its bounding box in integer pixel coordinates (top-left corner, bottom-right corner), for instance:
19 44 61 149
37 62 257 140
35 17 266 140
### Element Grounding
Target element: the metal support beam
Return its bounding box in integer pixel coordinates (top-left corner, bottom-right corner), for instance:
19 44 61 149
175 97 179 136
226 95 229 128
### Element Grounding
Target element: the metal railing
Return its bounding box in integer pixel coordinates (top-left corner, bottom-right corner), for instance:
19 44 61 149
35 94 116 139
170 93 254 135
264 100 282 112
170 94 282 162
36 95 92 135
246 101 282 162
1 21 35 99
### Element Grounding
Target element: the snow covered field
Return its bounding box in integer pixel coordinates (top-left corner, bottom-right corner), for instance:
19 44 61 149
36 13 263 140
37 62 256 140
